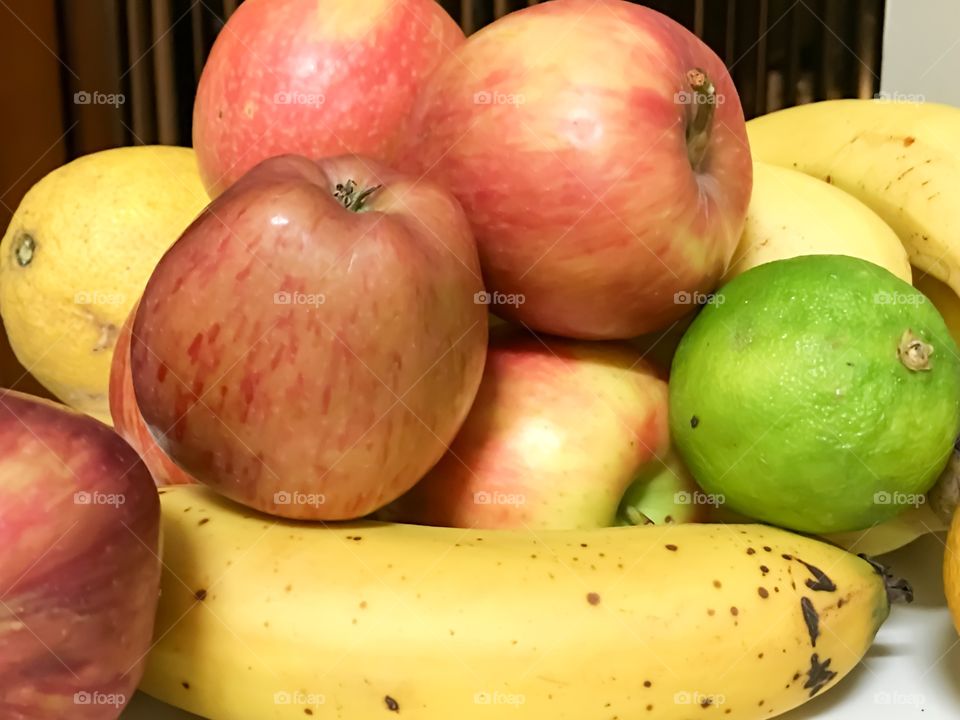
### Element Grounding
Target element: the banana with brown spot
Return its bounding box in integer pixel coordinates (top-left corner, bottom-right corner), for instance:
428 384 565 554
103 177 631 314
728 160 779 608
747 99 960 294
142 485 894 719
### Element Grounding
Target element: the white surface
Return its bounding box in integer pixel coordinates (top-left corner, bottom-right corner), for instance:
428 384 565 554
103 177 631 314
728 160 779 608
882 0 960 105
122 534 959 719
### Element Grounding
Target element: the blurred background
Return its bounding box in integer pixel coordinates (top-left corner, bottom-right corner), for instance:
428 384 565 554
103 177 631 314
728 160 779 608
0 0 955 397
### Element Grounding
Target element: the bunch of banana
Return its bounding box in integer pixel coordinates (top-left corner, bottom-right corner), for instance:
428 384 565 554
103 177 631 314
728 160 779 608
143 485 896 720
746 99 960 293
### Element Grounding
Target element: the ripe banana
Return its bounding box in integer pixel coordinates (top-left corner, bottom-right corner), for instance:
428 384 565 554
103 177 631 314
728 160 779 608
143 485 892 720
725 161 911 283
747 99 960 292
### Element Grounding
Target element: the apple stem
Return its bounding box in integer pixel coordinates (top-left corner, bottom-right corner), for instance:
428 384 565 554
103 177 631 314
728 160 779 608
333 180 382 212
684 68 716 171
623 505 655 526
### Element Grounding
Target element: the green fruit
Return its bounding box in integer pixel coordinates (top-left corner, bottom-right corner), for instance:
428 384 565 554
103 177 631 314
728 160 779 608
669 254 960 533
616 449 704 526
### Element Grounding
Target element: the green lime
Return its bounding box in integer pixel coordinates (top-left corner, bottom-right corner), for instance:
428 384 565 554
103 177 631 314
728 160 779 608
669 254 960 533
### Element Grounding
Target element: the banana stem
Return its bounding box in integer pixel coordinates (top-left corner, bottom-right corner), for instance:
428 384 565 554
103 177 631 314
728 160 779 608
858 554 914 604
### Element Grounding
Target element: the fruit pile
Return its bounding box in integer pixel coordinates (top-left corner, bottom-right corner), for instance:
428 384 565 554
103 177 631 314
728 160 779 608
3 1 960 719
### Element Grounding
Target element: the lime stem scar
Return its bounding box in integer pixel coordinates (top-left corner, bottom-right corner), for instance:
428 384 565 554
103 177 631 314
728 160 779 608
897 329 933 371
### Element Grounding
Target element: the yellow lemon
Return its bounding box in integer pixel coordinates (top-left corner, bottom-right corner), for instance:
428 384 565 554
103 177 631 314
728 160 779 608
0 146 208 423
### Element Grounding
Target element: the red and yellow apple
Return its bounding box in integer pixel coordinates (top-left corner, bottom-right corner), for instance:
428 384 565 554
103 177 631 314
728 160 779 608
193 0 464 196
400 0 752 339
0 391 160 718
130 154 488 520
381 330 670 529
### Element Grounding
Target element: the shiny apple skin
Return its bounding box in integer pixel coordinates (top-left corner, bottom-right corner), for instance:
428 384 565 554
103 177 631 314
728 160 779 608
381 329 670 529
130 154 488 520
194 0 465 196
0 391 160 719
399 0 752 339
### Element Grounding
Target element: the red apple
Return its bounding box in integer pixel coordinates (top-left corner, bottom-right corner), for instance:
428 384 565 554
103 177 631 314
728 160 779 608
0 390 160 718
399 0 752 339
109 303 194 487
194 0 465 197
130 154 488 520
380 330 670 529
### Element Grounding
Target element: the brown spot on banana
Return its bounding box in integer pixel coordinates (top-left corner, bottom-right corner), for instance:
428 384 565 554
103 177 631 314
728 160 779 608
804 654 837 697
800 597 819 646
794 559 837 592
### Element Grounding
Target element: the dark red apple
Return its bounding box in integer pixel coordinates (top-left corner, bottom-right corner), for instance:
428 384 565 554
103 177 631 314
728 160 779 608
193 0 465 196
130 154 488 520
400 0 752 339
0 390 160 719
